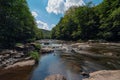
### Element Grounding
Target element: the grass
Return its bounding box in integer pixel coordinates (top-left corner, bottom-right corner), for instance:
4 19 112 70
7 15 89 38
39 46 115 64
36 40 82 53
29 51 40 64
15 43 24 47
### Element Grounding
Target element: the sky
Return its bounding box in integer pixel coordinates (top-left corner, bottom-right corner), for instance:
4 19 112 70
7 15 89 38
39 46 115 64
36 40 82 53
27 0 103 30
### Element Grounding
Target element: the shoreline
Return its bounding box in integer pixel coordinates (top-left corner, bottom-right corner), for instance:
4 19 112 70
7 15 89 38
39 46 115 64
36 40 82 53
4 59 35 69
84 70 120 80
0 41 120 80
0 60 34 80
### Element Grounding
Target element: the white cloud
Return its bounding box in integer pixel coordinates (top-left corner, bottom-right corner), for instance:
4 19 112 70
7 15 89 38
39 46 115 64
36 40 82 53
46 0 85 14
65 0 85 10
31 11 38 18
36 20 49 30
46 0 65 14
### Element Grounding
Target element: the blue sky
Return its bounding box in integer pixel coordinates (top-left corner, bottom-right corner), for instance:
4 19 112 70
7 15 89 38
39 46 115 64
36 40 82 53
27 0 103 30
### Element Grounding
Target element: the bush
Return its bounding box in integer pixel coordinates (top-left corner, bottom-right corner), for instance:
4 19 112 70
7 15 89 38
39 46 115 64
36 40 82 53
34 43 41 51
29 51 40 63
15 43 24 47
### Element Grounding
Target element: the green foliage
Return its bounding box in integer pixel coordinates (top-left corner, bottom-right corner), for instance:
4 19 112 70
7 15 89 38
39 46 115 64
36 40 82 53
15 43 24 47
36 29 44 40
29 51 39 62
51 0 120 41
41 29 51 39
34 43 41 51
0 0 43 48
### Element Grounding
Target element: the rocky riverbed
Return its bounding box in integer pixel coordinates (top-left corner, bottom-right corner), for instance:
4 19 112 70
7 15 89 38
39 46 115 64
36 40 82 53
44 70 120 80
0 43 36 80
0 43 40 68
84 70 120 80
0 60 34 80
0 40 120 80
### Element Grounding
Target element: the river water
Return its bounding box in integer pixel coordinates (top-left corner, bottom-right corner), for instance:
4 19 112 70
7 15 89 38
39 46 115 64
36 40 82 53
0 42 120 80
30 43 120 80
31 52 83 80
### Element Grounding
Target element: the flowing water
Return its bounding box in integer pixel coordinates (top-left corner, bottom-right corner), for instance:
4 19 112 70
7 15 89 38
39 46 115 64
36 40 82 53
0 42 120 80
30 42 120 80
31 52 83 80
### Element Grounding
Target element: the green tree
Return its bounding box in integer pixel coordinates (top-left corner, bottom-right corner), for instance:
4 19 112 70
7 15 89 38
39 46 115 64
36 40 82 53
51 0 120 41
0 0 43 48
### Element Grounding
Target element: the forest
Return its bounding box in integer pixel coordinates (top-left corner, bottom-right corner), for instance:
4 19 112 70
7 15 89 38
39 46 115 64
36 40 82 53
0 0 120 48
51 0 120 41
0 0 43 48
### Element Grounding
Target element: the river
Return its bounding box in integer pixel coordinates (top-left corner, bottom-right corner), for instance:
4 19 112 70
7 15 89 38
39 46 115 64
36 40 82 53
30 42 120 80
0 41 120 80
31 52 83 80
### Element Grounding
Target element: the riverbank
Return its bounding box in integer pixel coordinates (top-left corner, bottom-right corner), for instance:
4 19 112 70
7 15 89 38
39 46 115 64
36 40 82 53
84 70 120 80
4 60 35 69
44 70 120 80
0 42 41 68
0 60 34 80
1 40 120 80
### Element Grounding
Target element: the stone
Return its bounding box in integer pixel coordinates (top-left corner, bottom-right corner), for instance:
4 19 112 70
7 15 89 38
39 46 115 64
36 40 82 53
81 72 90 78
83 70 120 80
45 74 66 80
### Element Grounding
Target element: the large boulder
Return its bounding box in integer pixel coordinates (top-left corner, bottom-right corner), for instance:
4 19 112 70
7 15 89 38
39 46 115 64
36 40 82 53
45 74 66 80
84 70 120 80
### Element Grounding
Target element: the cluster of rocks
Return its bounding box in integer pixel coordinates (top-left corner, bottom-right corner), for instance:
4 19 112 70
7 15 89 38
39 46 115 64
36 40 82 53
0 43 37 68
0 50 28 67
41 48 54 53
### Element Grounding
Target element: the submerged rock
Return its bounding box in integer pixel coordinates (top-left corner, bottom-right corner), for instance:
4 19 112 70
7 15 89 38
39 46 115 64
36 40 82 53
45 74 66 80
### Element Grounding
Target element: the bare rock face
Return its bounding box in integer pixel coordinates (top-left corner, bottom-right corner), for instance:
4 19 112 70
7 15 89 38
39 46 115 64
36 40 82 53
45 74 66 80
84 70 120 80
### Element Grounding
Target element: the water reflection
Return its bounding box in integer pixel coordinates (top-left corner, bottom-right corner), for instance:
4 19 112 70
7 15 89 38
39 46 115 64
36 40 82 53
31 43 120 80
31 53 83 80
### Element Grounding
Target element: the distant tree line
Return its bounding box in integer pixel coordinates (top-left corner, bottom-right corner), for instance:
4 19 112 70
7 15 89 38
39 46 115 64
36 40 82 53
0 0 43 48
51 0 120 41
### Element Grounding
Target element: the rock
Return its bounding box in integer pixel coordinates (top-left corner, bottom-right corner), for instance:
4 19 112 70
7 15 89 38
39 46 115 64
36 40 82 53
4 60 35 69
81 72 90 78
41 48 54 53
83 70 120 80
45 74 66 80
104 52 113 56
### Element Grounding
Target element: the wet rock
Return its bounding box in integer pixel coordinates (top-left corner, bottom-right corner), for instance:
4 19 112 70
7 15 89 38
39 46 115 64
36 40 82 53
45 74 66 80
81 72 90 78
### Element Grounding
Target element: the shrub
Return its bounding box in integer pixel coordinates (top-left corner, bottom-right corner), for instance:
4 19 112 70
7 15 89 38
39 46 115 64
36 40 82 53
15 43 24 47
34 43 41 51
29 51 40 64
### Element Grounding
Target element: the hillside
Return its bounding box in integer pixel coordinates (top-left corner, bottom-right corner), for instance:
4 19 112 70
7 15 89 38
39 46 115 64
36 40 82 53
41 29 51 39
